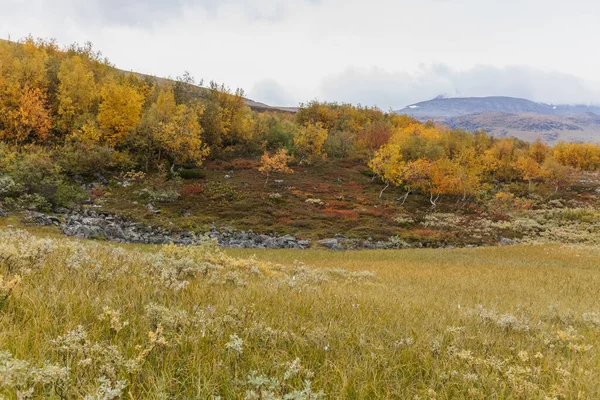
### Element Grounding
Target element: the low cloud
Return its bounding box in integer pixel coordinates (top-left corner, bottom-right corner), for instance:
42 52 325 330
319 64 600 110
69 0 314 28
249 79 297 107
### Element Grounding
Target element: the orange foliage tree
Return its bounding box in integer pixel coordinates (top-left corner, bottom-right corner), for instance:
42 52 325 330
258 149 294 188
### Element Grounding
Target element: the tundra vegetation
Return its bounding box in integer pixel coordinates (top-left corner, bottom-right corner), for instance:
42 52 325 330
1 37 600 398
1 228 600 398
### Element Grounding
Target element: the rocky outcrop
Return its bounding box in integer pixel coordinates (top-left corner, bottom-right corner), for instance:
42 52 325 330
24 211 61 226
20 210 465 251
60 210 311 249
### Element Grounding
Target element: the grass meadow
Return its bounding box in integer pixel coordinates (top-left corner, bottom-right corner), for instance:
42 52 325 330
1 227 600 399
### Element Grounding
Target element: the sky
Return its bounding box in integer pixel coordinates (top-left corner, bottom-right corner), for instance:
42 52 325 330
3 0 600 109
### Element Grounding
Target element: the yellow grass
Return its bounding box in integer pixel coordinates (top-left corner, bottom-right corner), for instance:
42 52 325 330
1 228 599 399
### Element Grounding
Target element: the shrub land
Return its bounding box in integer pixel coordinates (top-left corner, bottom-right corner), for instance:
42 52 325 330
1 229 600 398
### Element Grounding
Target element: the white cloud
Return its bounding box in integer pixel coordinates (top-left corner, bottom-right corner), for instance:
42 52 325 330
319 65 600 109
2 0 600 108
249 79 297 106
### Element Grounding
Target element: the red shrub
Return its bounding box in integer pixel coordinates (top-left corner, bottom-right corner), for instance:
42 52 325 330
312 183 334 193
327 200 351 209
90 189 105 200
232 159 259 169
323 208 359 221
411 229 439 237
182 184 204 196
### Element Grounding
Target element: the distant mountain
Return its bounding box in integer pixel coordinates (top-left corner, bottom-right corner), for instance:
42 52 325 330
395 96 600 143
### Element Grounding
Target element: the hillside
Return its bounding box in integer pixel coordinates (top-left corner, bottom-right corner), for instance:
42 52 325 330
119 68 297 114
396 96 600 143
446 111 600 143
5 37 600 250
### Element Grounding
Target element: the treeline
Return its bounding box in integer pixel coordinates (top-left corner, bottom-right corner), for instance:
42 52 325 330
2 37 600 210
0 37 403 167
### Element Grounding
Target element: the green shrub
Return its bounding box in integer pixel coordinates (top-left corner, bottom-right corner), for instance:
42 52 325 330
325 130 356 158
56 142 135 176
3 193 52 212
54 181 88 208
204 181 241 202
139 188 180 204
178 168 206 180
11 149 61 195
0 176 22 197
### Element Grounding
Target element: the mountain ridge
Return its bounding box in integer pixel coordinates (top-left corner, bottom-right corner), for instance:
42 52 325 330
396 96 600 143
397 96 600 119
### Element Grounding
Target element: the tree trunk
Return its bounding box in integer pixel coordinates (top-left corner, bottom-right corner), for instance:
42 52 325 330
399 189 412 205
263 173 269 189
379 183 389 198
430 192 440 208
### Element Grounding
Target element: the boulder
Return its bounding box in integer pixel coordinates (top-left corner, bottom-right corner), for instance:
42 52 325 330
0 209 7 218
63 224 106 239
147 203 160 214
319 238 343 251
297 240 311 249
25 211 60 226
104 223 126 240
499 237 515 245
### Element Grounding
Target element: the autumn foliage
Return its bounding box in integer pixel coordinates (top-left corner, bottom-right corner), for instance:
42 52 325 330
258 149 294 188
1 36 600 210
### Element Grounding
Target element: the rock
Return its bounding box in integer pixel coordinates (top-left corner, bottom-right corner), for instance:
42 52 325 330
104 223 125 240
63 224 106 239
224 174 232 179
298 240 311 249
25 211 60 226
264 238 280 249
94 173 108 185
181 211 192 217
0 209 7 218
319 238 343 251
499 237 515 245
147 203 160 214
334 233 347 239
274 179 284 184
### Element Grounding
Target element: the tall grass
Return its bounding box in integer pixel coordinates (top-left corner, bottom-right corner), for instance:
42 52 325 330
1 229 599 399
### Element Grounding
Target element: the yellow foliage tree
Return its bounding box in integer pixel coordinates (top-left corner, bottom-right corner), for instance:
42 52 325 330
57 56 97 132
157 103 209 167
368 143 405 198
258 148 294 188
540 158 569 193
98 81 144 147
516 155 542 191
201 82 254 149
294 122 328 161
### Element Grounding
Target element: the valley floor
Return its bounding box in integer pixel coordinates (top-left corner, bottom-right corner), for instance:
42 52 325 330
1 228 599 398
89 159 600 249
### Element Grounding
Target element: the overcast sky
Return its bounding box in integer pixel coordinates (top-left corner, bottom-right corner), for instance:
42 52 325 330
3 0 600 109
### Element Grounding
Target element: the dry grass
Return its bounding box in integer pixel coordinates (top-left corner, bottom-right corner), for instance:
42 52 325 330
1 228 600 399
